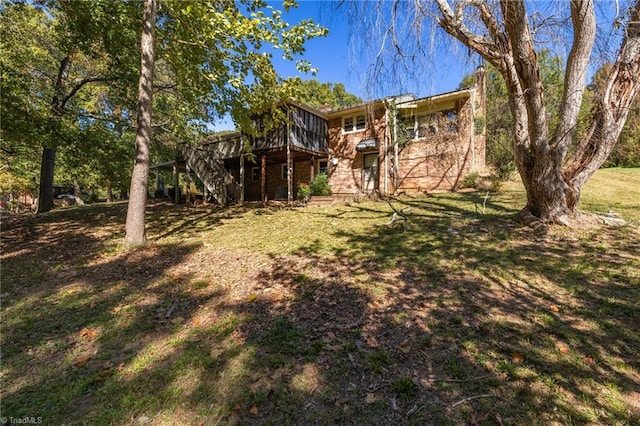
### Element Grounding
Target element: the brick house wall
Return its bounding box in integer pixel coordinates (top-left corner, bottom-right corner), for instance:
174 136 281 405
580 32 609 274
327 105 389 197
325 68 486 197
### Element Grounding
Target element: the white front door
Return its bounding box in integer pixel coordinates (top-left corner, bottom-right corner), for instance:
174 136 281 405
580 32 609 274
362 153 378 193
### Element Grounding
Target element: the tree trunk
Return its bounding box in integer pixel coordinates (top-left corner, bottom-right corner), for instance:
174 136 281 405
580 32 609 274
564 1 640 207
124 0 156 245
73 179 85 205
106 180 114 203
35 147 56 214
434 0 639 226
36 55 72 214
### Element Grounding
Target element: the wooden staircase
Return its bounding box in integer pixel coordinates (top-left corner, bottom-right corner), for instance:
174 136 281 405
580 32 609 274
182 145 240 206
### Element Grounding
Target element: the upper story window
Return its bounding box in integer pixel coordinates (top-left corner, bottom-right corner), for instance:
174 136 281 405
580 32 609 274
343 114 366 133
401 109 459 140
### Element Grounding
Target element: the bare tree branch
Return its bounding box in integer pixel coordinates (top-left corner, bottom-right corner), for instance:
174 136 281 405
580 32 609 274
552 0 596 153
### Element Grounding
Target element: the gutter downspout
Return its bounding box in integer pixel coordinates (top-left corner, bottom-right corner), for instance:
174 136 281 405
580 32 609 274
286 106 292 206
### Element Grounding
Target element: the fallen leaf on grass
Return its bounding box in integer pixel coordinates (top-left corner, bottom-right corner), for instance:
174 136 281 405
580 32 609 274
365 393 380 404
399 339 412 354
78 328 97 339
511 352 524 363
249 406 259 415
550 305 560 312
583 356 595 365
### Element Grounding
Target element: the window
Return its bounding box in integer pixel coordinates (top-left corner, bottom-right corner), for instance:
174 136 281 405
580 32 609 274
318 160 328 175
281 164 288 180
416 114 437 138
401 109 459 140
343 114 366 133
251 167 260 182
444 110 459 133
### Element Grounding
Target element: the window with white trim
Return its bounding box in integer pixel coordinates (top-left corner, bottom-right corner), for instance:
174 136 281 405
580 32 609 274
343 114 366 133
281 164 288 180
251 167 260 182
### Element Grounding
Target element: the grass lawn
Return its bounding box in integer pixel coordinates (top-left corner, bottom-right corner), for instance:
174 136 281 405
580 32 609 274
1 168 639 425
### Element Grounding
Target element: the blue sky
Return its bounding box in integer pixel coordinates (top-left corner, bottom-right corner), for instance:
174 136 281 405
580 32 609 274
214 1 479 130
213 1 623 131
273 1 477 100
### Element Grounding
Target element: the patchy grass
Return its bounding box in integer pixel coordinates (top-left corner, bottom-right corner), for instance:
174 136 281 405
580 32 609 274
1 168 639 425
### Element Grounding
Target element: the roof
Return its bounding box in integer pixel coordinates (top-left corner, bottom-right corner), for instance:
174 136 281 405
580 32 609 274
395 88 474 109
325 87 475 116
326 94 415 116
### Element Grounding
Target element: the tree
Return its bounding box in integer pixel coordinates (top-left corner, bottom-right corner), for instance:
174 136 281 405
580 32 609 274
460 50 587 180
122 0 328 244
124 0 156 244
1 1 140 213
350 0 640 226
291 79 362 110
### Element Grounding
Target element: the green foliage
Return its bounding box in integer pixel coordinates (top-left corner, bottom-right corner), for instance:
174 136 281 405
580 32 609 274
488 134 518 180
160 0 328 135
460 172 479 189
297 183 311 201
605 98 640 167
473 115 486 135
391 377 418 398
1 1 328 208
309 173 331 196
290 79 362 110
298 173 331 200
461 52 568 181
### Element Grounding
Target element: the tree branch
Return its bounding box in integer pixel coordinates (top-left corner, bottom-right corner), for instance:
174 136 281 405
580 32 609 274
551 0 596 154
564 0 640 189
434 0 507 68
500 0 549 155
61 76 118 107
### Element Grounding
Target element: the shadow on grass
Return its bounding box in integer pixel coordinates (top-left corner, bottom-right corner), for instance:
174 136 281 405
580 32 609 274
1 197 638 425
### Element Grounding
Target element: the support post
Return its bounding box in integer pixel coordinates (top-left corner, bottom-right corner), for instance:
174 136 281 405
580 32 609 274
185 165 191 205
239 153 245 204
173 163 179 204
261 154 267 205
287 150 293 206
310 155 315 182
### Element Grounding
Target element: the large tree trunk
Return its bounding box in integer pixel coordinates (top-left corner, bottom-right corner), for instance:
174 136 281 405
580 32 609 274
35 147 56 214
435 0 639 226
124 0 156 245
36 55 72 214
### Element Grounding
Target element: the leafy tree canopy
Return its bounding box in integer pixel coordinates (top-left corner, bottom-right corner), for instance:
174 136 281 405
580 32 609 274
289 79 362 110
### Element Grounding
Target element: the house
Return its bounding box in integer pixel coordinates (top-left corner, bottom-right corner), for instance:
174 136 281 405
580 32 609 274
153 67 486 204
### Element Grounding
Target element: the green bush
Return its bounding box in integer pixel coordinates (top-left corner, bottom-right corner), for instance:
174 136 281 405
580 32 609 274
460 172 479 189
296 183 311 201
309 173 331 196
488 134 517 180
